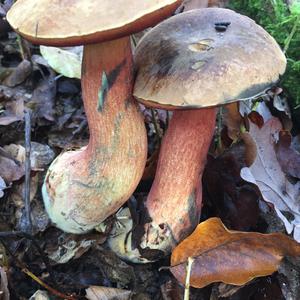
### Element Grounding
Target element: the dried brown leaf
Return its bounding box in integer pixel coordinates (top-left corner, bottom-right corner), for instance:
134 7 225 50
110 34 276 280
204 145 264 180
170 218 300 288
0 155 24 183
223 102 243 141
2 59 31 87
0 84 29 125
240 117 300 241
28 74 56 122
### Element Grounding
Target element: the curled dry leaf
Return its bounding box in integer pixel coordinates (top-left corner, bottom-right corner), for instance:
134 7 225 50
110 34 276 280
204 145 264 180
223 102 243 141
85 286 132 300
240 117 300 241
170 218 300 288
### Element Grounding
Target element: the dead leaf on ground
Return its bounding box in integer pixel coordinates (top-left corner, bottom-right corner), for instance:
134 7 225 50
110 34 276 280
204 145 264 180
275 130 300 179
0 155 24 183
2 59 32 87
44 231 107 264
203 138 259 231
0 85 27 125
27 73 56 122
170 218 300 288
223 102 243 141
240 117 300 241
85 286 132 300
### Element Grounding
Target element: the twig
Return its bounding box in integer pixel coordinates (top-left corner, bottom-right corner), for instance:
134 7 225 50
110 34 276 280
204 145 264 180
24 109 32 234
22 268 77 300
184 257 194 300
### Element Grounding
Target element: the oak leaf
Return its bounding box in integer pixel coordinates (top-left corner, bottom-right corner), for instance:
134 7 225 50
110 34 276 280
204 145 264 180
240 117 300 241
170 218 300 288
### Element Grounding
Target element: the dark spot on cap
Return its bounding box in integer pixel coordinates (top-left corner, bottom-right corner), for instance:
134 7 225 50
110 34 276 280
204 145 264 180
214 22 231 32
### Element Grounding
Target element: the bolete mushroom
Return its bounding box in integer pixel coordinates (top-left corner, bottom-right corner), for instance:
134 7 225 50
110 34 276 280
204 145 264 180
6 0 182 233
108 8 286 262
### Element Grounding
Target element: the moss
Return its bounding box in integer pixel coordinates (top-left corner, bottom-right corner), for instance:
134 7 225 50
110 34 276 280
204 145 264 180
228 0 300 109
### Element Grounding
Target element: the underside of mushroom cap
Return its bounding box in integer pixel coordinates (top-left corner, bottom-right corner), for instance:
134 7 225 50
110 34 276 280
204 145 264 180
134 8 287 109
6 0 182 46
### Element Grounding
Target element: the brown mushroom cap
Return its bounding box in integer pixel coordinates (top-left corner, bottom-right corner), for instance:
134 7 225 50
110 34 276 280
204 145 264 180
134 8 287 109
6 0 182 46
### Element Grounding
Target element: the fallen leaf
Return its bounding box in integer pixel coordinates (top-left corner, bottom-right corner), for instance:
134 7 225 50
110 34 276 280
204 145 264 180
223 102 243 141
0 85 26 125
28 74 56 122
275 130 300 179
0 155 24 183
2 59 31 87
40 46 82 79
240 117 300 241
86 286 132 300
170 218 300 288
203 139 259 231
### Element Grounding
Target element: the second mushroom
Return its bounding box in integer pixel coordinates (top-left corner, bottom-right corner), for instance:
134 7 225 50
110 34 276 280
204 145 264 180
108 7 286 262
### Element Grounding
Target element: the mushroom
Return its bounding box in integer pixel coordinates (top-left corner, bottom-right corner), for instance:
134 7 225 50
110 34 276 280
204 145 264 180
108 8 286 262
6 0 182 233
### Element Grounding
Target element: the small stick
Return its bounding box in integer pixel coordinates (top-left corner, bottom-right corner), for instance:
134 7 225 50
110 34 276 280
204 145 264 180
24 109 33 234
22 268 77 300
184 257 194 300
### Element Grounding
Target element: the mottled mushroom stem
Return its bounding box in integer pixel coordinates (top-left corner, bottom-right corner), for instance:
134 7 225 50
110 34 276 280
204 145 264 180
43 37 147 233
143 108 216 252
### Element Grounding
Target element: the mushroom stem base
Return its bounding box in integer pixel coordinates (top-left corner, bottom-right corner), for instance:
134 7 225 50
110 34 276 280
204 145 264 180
43 38 147 233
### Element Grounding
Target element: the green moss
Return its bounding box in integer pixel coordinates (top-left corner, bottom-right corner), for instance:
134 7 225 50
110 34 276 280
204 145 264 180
229 0 300 108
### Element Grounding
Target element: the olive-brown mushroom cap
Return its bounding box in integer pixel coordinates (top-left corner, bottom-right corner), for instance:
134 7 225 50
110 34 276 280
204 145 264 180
134 8 286 109
6 0 182 46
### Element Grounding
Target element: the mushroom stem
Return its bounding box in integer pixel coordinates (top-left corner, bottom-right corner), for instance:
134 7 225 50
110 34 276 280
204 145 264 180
43 37 147 233
143 108 216 252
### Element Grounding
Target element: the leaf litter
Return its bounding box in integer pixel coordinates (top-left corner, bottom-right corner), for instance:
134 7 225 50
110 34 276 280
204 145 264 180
1 0 300 299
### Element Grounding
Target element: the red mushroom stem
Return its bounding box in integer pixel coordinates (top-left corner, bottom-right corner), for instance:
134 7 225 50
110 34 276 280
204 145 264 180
143 108 216 251
43 37 147 233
